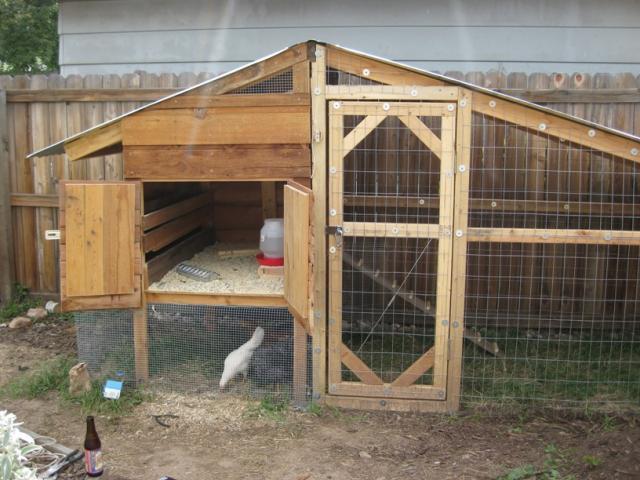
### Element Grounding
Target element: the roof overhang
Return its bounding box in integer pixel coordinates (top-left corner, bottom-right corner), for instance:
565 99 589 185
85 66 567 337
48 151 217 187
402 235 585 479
28 40 640 160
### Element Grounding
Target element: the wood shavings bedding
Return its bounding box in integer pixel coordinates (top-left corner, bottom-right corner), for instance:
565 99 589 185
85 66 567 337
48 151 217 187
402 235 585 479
149 244 284 294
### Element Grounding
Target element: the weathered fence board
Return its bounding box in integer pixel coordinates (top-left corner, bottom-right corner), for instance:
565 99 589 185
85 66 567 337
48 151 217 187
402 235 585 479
0 70 639 299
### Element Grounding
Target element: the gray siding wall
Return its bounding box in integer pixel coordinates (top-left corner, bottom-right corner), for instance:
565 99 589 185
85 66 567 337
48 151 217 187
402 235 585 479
59 0 640 75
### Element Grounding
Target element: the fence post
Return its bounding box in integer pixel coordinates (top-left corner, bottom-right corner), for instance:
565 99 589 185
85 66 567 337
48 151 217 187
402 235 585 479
0 90 15 303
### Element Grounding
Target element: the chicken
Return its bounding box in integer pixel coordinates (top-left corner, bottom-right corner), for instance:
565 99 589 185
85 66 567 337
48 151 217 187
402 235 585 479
219 327 264 390
248 337 293 386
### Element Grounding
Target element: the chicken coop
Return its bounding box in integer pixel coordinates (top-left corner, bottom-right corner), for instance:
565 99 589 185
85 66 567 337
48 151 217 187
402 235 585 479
30 41 640 412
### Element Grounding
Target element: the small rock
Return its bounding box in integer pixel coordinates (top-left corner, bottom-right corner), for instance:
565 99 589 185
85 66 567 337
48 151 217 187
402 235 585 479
69 362 92 396
9 317 32 329
26 307 48 320
359 451 371 459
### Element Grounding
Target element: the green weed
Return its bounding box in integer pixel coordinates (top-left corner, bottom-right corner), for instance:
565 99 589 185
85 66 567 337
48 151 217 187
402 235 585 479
0 284 40 321
305 402 323 416
247 394 289 421
2 356 148 416
581 455 602 468
497 465 537 480
3 356 75 398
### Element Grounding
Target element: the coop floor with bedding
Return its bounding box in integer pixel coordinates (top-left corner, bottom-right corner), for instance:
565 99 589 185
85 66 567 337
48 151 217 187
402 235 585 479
148 243 284 295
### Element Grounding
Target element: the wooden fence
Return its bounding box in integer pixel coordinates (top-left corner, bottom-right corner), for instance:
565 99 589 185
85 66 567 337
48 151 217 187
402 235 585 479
1 70 640 300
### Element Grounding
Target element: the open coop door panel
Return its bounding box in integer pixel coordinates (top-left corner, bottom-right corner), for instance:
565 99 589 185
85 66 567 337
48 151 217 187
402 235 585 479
284 181 313 328
59 181 142 311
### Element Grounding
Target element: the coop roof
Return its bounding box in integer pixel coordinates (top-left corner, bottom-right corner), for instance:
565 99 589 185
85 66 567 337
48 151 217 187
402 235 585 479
28 40 640 160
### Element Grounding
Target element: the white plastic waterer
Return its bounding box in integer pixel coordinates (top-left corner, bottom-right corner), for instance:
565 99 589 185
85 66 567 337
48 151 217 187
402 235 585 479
260 218 284 259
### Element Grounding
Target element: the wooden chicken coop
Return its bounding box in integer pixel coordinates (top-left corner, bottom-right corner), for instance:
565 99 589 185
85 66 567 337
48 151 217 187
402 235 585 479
30 41 640 412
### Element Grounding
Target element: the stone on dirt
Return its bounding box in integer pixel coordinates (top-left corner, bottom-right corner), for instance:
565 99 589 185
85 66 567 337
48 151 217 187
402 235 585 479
69 362 92 396
26 307 48 320
9 317 32 329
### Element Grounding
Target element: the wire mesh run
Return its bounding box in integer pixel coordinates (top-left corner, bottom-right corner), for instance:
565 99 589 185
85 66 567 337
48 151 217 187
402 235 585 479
341 237 438 385
459 109 640 409
75 306 311 404
229 69 293 95
75 310 136 384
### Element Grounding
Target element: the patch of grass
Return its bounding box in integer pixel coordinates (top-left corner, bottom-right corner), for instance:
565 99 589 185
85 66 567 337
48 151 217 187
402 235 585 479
462 328 640 408
0 283 74 323
248 394 289 421
497 464 537 480
305 402 323 416
581 455 602 468
3 356 75 398
62 381 149 416
0 283 40 321
496 441 581 480
2 356 148 416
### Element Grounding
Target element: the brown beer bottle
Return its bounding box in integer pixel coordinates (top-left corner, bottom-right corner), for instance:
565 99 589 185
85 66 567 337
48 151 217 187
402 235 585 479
84 416 104 477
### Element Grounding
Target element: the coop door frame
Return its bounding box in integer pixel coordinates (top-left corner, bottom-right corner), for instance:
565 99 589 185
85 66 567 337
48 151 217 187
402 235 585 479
59 181 142 312
327 101 457 401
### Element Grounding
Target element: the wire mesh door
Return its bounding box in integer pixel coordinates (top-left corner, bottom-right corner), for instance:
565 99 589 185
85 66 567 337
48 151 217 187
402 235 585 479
327 101 456 400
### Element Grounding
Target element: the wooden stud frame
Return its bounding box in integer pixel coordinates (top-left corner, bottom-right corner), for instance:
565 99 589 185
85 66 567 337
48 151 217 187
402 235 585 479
311 44 328 402
326 101 456 401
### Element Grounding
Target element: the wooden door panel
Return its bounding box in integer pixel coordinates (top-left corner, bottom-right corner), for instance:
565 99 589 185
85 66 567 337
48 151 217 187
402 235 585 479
284 182 312 322
60 181 142 311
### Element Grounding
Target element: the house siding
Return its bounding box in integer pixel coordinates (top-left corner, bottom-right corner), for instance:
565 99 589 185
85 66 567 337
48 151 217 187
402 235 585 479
59 0 640 75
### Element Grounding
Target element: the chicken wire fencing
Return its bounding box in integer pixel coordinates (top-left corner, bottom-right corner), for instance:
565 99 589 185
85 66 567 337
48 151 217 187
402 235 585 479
75 305 312 405
458 110 640 410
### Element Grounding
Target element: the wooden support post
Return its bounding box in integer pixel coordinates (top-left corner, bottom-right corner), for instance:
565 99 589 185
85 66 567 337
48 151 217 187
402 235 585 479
261 182 277 220
310 44 327 402
0 91 15 303
133 257 149 383
292 315 308 406
447 89 472 412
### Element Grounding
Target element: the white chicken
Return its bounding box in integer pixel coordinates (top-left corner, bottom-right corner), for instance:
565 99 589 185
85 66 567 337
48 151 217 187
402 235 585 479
219 327 264 390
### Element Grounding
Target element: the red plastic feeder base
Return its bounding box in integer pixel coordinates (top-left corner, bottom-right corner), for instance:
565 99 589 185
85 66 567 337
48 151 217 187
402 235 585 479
256 252 284 266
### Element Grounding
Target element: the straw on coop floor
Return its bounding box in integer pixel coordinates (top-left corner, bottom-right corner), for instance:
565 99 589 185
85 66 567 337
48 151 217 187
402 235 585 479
148 243 284 294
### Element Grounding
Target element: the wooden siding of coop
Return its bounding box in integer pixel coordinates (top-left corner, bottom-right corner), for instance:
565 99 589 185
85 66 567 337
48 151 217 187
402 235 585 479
2 71 640 299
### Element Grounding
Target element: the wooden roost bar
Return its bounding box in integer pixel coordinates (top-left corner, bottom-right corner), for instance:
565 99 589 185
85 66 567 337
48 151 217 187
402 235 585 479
28 41 640 412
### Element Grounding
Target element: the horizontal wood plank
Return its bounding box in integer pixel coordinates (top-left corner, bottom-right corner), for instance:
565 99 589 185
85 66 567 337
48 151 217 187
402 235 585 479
7 88 177 102
122 106 310 146
332 381 445 401
10 193 59 208
149 92 310 110
145 290 286 307
143 192 212 231
143 207 208 253
496 88 640 104
324 395 449 413
342 222 441 239
467 227 640 245
124 145 311 180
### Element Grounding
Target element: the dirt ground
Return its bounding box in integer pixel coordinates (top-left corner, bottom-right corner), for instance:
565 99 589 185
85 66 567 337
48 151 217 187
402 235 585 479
1 320 639 480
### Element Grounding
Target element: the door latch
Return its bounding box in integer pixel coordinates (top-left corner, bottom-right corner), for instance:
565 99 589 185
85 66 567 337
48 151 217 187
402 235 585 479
45 230 60 240
325 225 343 248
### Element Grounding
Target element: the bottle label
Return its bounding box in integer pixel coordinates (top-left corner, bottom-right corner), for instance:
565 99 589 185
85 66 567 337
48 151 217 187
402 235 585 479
85 448 103 474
